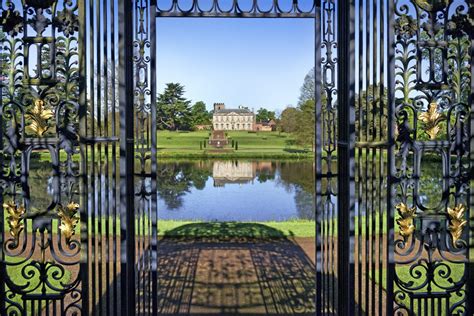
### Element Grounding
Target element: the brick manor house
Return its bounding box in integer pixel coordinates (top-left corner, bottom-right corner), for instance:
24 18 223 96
212 103 256 131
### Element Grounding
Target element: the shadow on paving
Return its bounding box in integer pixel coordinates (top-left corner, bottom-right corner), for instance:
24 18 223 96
156 222 316 315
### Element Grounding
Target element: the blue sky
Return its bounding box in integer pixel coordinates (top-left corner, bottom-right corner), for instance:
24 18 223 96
155 18 315 112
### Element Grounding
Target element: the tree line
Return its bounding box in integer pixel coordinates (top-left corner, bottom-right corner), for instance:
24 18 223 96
277 68 316 151
156 83 212 131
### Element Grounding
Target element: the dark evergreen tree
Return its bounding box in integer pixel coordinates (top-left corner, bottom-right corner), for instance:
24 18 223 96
157 83 192 130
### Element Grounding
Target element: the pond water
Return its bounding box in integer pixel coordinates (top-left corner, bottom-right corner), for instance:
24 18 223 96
22 158 443 223
157 160 315 221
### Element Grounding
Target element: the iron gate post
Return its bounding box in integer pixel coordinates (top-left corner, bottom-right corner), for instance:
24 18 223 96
386 0 396 314
150 0 158 314
0 48 4 316
78 0 89 314
469 21 474 316
119 0 136 315
314 0 323 314
337 0 356 314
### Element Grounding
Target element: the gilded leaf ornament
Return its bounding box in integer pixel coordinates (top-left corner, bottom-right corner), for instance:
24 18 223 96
447 204 467 245
26 99 54 137
414 0 449 12
4 200 26 239
58 202 80 243
418 102 446 140
396 203 417 238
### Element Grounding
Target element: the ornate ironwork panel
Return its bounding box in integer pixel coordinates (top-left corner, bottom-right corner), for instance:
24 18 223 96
0 0 85 314
392 1 473 314
315 0 338 314
335 0 474 315
132 0 158 315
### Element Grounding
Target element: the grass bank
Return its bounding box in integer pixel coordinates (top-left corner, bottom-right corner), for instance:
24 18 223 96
158 220 316 238
157 130 313 159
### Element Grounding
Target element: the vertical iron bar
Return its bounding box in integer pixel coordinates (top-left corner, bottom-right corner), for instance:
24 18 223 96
377 0 384 314
119 0 136 315
314 0 322 314
386 0 396 314
111 0 119 314
0 25 5 316
364 0 370 311
356 0 364 313
150 0 158 314
89 0 97 311
468 11 474 316
97 0 104 313
337 0 356 314
79 0 90 314
103 0 110 313
371 0 377 313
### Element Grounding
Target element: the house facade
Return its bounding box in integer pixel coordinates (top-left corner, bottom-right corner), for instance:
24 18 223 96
212 103 255 131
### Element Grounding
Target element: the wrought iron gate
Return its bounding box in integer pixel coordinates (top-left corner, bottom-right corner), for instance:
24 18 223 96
0 0 473 315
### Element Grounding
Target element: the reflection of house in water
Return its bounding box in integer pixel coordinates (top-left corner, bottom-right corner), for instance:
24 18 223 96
213 161 256 187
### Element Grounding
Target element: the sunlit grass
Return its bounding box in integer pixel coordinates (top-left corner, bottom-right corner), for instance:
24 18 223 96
156 130 313 158
157 219 316 237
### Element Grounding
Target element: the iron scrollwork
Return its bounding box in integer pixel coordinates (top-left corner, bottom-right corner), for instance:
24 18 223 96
1 0 83 314
393 0 472 314
156 0 317 18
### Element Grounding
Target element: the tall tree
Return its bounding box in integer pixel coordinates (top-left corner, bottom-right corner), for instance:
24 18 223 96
294 99 315 151
298 67 315 106
191 101 211 126
157 83 192 130
279 107 299 133
256 107 276 122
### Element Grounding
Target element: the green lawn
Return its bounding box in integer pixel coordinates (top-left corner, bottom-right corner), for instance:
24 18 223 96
157 130 313 158
157 220 316 238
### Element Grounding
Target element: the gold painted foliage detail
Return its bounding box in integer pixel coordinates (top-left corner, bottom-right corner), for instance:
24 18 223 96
414 0 449 12
26 99 54 137
418 102 446 140
447 204 467 246
4 200 26 239
58 202 80 242
396 203 417 238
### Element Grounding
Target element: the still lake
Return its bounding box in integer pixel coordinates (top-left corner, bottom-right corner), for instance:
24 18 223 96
157 160 315 222
25 158 442 222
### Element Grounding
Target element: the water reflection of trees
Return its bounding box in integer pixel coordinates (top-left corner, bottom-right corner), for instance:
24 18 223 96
157 160 317 220
158 161 212 210
277 161 315 219
23 158 450 221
